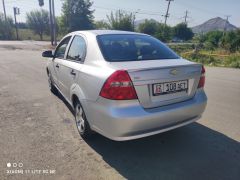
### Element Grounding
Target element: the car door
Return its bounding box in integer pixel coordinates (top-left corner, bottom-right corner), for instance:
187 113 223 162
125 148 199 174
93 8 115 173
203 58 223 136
57 35 87 102
52 36 71 91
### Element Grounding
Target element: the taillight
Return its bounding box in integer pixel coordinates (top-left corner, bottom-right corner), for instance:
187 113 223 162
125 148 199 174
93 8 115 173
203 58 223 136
198 65 205 88
100 70 138 100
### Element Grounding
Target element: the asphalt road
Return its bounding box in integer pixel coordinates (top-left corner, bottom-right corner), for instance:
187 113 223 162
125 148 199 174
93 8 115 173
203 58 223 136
0 43 239 180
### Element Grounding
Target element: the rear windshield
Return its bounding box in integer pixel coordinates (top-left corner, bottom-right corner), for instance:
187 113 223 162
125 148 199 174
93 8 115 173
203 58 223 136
97 34 180 62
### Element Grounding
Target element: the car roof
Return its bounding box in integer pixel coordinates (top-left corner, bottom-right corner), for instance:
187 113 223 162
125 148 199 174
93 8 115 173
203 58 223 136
69 30 147 36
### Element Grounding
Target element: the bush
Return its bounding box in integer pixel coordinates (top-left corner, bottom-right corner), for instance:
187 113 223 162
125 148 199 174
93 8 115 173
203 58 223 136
196 30 240 53
138 19 158 36
94 20 110 30
169 44 194 54
182 52 240 68
221 30 240 53
225 56 240 68
107 10 135 31
0 13 14 40
155 24 172 42
172 23 194 41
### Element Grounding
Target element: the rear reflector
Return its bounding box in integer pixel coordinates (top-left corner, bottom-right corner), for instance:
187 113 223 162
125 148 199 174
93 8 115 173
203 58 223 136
198 66 205 88
100 70 138 100
198 76 205 88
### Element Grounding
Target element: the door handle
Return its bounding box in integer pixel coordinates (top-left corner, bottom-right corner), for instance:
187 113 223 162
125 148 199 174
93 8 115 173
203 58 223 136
56 64 59 68
70 69 76 76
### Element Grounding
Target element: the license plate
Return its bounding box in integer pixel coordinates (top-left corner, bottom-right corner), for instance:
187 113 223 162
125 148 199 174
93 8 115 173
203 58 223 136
152 80 188 96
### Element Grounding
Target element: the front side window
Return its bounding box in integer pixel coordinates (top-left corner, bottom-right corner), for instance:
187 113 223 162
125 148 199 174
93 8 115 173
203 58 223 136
67 36 86 61
97 34 180 62
55 36 71 59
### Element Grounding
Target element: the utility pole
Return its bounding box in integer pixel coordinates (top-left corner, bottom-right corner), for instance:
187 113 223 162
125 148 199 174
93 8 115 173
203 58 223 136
49 0 54 45
224 15 231 32
52 0 57 46
38 0 55 45
2 0 10 39
225 15 231 22
184 10 189 24
133 9 140 31
13 7 20 40
38 0 56 45
2 0 7 21
164 0 174 25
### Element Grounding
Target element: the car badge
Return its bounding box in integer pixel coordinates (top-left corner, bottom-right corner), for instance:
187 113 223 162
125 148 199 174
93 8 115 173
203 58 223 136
170 69 178 75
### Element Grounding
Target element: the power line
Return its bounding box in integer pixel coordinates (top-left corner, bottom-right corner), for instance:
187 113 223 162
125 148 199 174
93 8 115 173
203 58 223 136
93 4 186 26
93 2 163 15
164 0 174 25
175 1 225 16
93 5 163 16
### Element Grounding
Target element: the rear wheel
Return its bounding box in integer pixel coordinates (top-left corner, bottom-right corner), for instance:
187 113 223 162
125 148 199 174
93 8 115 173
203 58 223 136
48 73 58 94
74 100 93 138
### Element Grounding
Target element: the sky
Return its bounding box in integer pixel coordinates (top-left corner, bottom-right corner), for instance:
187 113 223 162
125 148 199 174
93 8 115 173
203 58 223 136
1 0 239 27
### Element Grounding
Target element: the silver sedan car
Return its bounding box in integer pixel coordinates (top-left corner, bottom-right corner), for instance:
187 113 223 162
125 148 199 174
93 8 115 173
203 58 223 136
42 30 207 141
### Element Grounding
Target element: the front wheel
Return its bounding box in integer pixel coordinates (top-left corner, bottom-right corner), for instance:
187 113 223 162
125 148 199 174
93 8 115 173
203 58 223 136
74 101 93 138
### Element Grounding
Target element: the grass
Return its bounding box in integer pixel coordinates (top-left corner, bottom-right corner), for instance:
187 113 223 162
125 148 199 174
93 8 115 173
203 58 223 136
16 29 63 41
182 52 240 68
169 44 240 68
17 29 51 41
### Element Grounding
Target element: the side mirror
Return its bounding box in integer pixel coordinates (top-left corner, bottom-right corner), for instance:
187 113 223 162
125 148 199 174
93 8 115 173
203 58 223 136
42 50 54 58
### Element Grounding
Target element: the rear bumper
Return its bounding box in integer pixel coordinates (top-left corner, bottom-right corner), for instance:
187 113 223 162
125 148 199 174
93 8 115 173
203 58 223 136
82 90 207 141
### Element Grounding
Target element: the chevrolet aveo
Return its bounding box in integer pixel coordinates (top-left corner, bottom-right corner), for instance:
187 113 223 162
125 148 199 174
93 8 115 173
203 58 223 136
42 30 207 141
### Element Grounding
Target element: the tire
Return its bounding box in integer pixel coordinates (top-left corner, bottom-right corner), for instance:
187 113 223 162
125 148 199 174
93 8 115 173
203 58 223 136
48 73 58 94
74 100 93 138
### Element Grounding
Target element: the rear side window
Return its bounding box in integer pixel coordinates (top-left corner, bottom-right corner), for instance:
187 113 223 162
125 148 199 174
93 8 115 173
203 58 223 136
67 35 86 61
97 34 179 62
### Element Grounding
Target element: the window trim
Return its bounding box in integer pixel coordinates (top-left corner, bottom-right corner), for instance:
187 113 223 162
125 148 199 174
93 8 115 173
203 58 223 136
54 36 72 59
66 35 87 63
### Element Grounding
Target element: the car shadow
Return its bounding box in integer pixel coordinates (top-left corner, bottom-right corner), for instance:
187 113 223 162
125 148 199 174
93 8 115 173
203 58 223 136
53 91 240 180
85 123 240 180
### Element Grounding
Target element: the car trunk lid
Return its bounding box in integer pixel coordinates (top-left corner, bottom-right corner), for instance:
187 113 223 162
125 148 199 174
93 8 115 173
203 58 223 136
109 59 202 108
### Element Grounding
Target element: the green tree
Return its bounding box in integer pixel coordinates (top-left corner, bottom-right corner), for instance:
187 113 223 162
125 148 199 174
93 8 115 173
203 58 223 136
194 33 206 44
26 9 49 40
60 0 94 33
138 20 173 42
18 22 28 29
94 20 110 30
0 13 14 40
235 29 240 51
107 10 135 31
221 30 240 52
204 31 223 50
173 23 194 41
138 19 158 36
54 16 61 37
192 33 206 52
155 24 173 42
